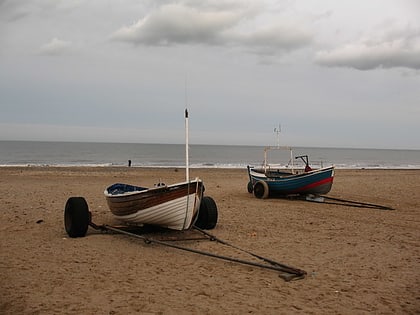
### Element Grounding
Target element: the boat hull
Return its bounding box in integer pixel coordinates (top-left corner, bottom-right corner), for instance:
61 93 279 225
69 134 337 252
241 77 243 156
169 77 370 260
104 179 204 230
248 166 334 196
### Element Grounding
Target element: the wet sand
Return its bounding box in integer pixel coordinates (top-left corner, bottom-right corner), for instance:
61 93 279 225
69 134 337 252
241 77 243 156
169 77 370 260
0 167 419 314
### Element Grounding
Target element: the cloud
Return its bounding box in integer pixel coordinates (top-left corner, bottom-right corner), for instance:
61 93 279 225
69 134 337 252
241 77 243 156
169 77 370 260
315 25 420 70
110 2 312 55
37 38 72 56
111 3 243 45
230 23 312 55
0 0 30 22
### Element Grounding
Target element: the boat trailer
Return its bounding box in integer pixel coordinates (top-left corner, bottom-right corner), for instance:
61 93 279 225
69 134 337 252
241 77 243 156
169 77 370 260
302 195 395 210
68 210 306 282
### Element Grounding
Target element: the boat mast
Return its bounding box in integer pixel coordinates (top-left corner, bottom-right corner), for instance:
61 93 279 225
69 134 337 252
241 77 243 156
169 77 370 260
274 124 281 148
185 108 190 182
273 124 294 172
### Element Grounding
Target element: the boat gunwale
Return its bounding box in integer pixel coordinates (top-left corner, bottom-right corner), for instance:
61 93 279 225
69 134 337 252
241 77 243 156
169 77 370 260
249 165 335 181
104 178 203 198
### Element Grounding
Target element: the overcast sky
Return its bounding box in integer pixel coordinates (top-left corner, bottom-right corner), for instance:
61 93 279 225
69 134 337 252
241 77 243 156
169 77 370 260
1 0 419 149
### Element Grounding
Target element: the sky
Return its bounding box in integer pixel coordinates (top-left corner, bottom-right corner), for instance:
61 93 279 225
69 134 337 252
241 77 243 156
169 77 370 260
1 0 419 149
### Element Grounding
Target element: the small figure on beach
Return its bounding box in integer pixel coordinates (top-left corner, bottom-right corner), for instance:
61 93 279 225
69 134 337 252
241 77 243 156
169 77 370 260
128 159 132 167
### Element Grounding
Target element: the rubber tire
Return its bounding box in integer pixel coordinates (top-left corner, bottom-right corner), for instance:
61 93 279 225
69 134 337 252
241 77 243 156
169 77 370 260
247 181 253 193
195 196 218 230
253 181 269 199
64 197 90 238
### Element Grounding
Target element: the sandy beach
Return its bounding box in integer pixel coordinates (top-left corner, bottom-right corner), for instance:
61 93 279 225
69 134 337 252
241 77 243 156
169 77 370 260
0 167 419 314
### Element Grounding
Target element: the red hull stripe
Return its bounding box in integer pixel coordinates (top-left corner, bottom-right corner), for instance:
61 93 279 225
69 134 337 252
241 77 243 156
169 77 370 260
294 177 333 192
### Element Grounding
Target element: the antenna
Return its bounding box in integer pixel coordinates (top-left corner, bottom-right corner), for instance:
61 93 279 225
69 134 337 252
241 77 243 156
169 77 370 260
274 124 281 147
184 77 188 111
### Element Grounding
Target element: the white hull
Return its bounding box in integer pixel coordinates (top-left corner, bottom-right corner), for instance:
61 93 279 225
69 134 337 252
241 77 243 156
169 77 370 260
113 193 201 230
105 179 204 231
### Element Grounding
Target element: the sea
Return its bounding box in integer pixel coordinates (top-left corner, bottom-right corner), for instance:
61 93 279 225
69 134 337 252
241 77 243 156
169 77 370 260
0 141 419 169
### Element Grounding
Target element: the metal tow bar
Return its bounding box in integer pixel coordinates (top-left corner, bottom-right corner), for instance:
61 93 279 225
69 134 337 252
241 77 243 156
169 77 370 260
304 195 394 210
101 224 306 281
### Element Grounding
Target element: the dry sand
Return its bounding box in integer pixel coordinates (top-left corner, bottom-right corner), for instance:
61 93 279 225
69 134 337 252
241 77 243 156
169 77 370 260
0 167 419 314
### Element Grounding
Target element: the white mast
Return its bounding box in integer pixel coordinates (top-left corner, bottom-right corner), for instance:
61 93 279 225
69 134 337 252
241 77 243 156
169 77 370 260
185 108 190 182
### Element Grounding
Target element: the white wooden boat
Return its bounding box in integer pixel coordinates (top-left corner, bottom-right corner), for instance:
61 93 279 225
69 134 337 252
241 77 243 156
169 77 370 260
102 109 217 231
104 179 205 230
64 109 217 237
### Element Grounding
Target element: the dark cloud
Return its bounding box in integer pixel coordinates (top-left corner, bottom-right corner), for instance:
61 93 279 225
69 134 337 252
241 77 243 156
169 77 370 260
0 0 32 21
315 26 420 70
111 4 240 46
111 2 312 55
232 24 312 54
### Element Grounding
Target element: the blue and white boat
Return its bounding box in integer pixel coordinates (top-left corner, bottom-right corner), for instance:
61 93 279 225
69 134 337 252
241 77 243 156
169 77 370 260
247 146 334 198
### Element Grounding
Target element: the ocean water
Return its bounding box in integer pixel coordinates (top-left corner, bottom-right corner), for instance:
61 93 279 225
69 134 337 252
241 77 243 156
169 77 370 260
0 141 419 169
